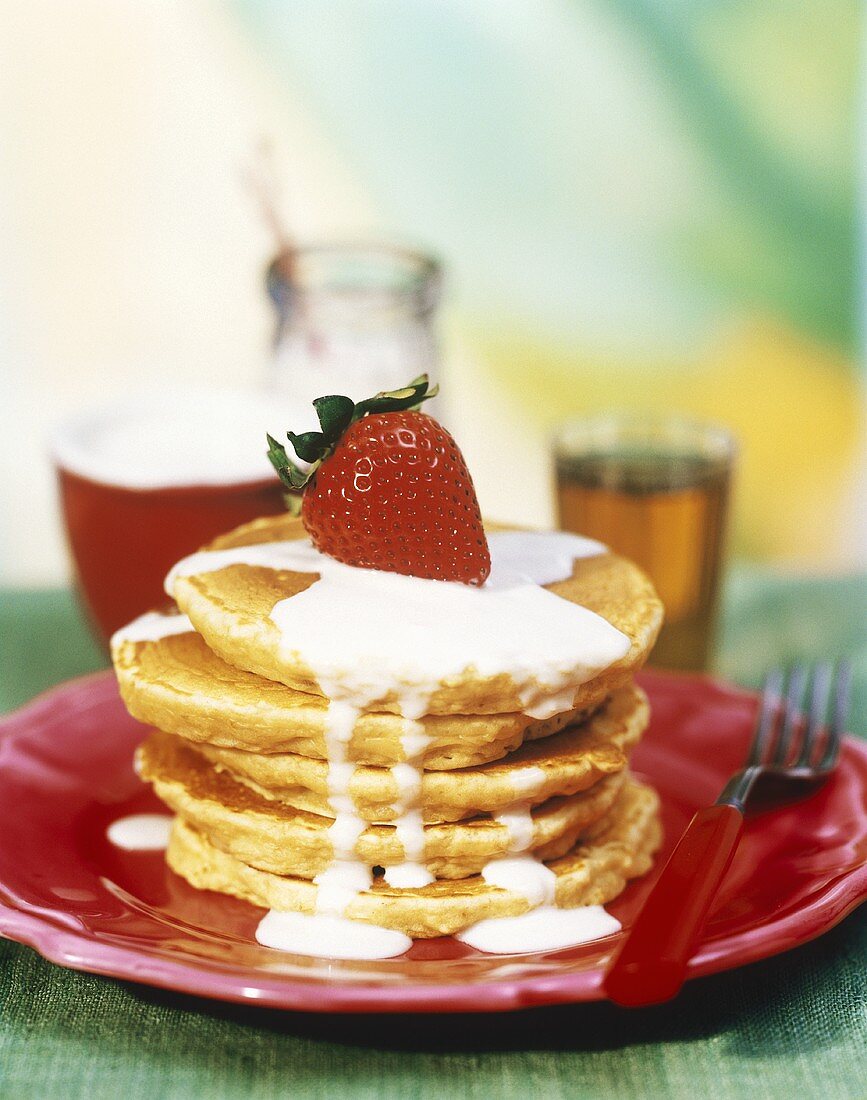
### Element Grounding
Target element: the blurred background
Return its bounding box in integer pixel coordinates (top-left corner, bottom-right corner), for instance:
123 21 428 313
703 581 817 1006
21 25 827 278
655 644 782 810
1 1 864 676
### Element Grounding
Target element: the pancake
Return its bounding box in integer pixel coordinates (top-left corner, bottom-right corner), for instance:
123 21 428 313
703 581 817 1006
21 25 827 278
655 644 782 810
137 728 627 880
167 515 663 716
166 778 661 939
112 627 619 769
195 683 647 823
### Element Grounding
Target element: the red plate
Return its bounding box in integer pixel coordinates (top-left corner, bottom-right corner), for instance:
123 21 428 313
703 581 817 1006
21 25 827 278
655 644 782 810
0 669 865 1013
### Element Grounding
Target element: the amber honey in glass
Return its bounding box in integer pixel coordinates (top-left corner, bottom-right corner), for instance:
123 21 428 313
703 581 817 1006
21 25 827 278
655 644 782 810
554 416 734 671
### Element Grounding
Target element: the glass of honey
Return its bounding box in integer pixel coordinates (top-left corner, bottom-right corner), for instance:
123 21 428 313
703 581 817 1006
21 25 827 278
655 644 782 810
52 387 289 646
553 414 735 672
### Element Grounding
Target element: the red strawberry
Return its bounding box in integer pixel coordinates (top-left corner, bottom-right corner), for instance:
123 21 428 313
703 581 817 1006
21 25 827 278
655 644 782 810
267 375 491 585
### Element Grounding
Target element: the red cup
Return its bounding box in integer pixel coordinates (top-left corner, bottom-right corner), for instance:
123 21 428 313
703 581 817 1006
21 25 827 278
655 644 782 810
52 390 292 645
56 467 285 644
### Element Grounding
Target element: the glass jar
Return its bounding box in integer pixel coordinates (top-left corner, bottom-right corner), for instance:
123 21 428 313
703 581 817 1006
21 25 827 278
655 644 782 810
265 243 442 414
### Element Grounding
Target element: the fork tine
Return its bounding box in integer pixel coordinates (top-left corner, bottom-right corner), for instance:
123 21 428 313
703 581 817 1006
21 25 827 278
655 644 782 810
748 668 782 765
818 660 851 771
797 662 833 767
774 665 806 766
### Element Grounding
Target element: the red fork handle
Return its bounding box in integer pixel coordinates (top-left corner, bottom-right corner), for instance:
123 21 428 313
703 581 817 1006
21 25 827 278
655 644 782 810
604 803 744 1007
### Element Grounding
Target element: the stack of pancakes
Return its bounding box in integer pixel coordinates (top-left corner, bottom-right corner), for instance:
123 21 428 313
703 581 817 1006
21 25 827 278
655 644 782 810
112 515 664 940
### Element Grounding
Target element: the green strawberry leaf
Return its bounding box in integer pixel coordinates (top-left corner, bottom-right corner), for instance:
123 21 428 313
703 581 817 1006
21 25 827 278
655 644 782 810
354 374 438 418
286 430 327 464
313 394 355 440
266 433 312 490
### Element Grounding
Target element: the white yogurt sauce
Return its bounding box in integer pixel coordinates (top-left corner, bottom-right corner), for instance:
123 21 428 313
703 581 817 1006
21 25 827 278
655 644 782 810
106 813 173 850
165 531 628 720
110 610 193 647
386 808 434 889
313 860 371 915
320 701 366 864
483 530 606 586
495 804 536 853
390 761 423 805
163 530 627 958
256 910 411 959
480 855 557 908
259 697 433 953
456 905 621 954
507 766 547 797
310 701 373 932
382 717 434 889
399 722 432 764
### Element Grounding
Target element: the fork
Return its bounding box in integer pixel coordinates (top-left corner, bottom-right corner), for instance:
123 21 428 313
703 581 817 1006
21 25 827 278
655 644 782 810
604 662 851 1008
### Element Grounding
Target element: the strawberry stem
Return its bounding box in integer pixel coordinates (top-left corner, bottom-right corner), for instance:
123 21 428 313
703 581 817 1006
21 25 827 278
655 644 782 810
266 374 438 490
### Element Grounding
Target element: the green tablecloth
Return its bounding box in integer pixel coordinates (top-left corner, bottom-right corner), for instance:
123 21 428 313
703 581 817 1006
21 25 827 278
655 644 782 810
1 574 865 1100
